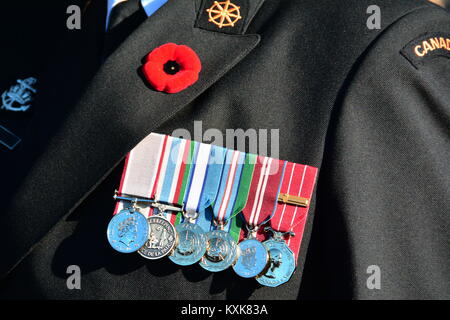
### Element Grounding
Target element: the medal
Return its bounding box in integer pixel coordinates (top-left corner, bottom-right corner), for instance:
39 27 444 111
201 228 238 272
107 205 149 253
233 157 285 278
170 220 207 265
199 150 248 272
232 236 268 278
256 162 318 287
169 143 212 265
170 145 227 265
256 228 296 287
139 137 198 260
138 203 180 259
108 133 167 252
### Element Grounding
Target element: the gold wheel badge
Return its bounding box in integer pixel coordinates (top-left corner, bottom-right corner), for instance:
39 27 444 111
207 1 242 29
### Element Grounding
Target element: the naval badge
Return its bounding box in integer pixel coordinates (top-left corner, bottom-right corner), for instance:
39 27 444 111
1 77 37 112
107 207 149 253
207 1 242 29
195 0 249 35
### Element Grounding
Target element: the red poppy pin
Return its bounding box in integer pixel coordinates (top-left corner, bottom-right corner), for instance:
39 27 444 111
142 43 202 94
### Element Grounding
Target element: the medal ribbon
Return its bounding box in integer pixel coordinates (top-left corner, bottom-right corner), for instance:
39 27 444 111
227 153 257 241
113 133 167 217
183 142 213 215
211 149 246 227
270 162 318 262
152 136 198 222
240 156 285 237
190 145 227 231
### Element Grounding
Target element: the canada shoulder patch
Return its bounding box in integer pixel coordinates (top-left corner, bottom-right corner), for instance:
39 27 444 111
400 33 450 69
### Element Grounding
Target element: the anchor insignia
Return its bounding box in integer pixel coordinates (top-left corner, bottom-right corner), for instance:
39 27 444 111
1 77 37 112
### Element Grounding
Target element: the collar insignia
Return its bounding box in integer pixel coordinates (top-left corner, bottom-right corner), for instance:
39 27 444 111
195 0 250 35
206 1 242 29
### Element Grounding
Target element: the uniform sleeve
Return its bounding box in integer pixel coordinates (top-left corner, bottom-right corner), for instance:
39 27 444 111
303 6 450 299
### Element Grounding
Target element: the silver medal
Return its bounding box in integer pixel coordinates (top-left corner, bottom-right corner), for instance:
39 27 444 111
138 215 177 260
256 228 296 287
233 238 269 278
169 218 207 266
199 229 239 272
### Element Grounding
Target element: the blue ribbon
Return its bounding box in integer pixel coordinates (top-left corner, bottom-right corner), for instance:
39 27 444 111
195 145 227 231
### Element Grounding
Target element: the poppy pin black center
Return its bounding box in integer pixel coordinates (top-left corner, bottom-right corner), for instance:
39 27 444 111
163 60 181 75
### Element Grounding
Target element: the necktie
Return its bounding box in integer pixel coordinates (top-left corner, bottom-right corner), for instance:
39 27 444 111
107 0 143 31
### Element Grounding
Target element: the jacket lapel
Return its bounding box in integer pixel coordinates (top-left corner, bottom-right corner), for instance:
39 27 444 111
0 0 264 276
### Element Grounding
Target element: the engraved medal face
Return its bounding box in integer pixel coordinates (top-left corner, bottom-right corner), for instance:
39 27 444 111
232 239 269 278
256 239 296 287
107 209 149 253
169 222 207 266
138 215 177 260
199 230 239 272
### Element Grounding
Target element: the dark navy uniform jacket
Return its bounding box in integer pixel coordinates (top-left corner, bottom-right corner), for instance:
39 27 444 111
0 0 449 300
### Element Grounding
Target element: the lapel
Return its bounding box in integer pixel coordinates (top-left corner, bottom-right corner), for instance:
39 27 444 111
0 0 265 276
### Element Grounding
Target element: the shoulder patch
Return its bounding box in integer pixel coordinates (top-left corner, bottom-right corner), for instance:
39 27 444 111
400 33 450 69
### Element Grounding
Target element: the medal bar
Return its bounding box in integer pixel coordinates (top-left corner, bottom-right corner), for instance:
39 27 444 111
277 193 309 207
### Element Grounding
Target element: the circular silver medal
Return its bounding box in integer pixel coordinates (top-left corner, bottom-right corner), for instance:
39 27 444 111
107 209 149 253
138 215 177 260
169 222 207 266
232 239 269 278
256 239 296 287
199 230 239 272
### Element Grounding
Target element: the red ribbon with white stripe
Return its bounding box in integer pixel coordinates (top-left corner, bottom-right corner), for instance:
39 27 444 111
240 156 284 237
270 162 318 262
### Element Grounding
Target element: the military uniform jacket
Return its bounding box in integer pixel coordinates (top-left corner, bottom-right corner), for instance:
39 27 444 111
0 0 449 300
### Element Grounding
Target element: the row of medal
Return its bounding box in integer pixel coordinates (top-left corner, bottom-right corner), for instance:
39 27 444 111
107 133 317 287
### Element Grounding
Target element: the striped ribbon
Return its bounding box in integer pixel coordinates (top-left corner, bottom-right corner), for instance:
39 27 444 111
183 142 212 216
270 162 318 263
227 153 257 241
193 145 227 231
113 133 318 264
152 136 198 224
239 156 285 238
113 133 166 217
210 149 251 237
205 151 256 242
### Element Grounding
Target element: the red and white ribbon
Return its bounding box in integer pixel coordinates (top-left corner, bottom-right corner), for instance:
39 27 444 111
270 162 318 262
113 133 167 217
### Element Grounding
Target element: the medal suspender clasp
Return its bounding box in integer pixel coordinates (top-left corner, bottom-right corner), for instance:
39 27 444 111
182 210 199 223
264 226 295 241
151 202 183 215
213 219 228 230
245 224 259 239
